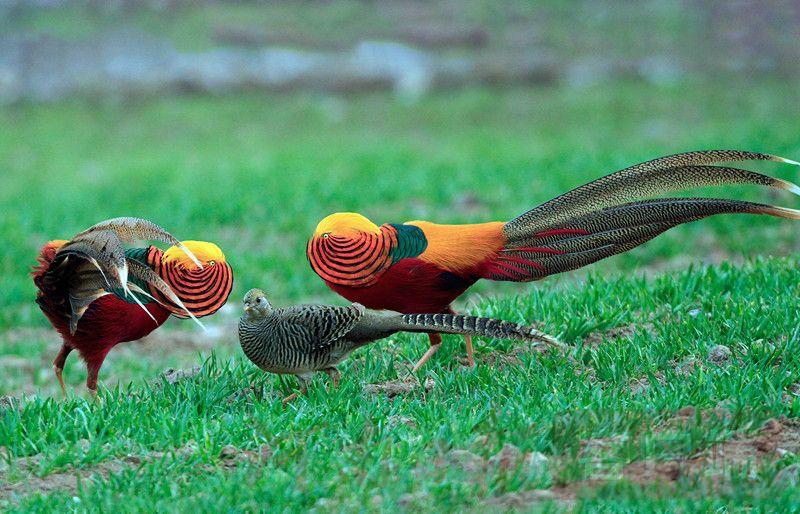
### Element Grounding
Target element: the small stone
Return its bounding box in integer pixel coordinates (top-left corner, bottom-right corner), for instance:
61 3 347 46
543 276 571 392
443 449 485 473
488 443 523 470
776 448 794 458
219 445 238 460
707 345 732 365
677 406 697 418
163 366 201 384
472 435 489 447
687 308 702 317
398 492 428 507
387 415 416 429
774 463 800 487
524 451 548 473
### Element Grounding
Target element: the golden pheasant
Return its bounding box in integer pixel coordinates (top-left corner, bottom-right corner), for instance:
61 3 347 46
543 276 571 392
32 217 234 396
307 150 800 370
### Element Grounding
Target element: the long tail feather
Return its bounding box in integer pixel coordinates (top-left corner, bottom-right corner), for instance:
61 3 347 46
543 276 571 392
505 153 799 240
494 198 800 281
56 233 128 291
77 217 203 269
399 313 562 348
126 258 207 332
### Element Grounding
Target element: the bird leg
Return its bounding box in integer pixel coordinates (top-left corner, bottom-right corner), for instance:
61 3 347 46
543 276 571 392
86 365 100 400
282 374 311 405
323 367 341 388
462 334 475 368
53 344 73 397
446 307 476 367
411 333 443 372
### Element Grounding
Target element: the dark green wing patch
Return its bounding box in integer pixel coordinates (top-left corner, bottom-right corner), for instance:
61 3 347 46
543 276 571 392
388 224 428 264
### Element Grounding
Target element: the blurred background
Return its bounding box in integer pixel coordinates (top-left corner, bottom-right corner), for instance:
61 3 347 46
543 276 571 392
1 0 799 393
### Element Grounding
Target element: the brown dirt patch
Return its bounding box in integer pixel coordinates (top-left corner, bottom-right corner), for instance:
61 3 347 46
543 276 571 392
363 376 435 397
0 441 271 503
583 320 656 348
621 417 797 485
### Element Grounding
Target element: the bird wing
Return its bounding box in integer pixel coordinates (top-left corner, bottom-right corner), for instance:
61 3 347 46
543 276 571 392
39 217 204 333
274 303 365 351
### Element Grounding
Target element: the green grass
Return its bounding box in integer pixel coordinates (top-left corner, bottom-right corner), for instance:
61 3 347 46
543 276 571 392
2 78 800 509
3 258 800 511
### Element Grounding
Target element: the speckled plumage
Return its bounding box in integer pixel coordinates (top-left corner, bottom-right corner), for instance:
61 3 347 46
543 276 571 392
237 288 557 400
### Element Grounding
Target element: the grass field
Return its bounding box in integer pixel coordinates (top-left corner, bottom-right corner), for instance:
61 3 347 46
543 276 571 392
2 79 800 510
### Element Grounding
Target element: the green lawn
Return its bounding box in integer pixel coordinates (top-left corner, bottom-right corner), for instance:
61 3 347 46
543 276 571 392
3 259 800 511
2 80 800 510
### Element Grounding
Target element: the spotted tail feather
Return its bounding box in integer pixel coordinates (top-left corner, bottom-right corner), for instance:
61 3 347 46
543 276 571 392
489 150 800 282
504 151 799 240
399 313 561 347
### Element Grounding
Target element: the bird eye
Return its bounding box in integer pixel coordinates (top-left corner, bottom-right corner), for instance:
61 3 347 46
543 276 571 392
208 260 216 266
322 233 330 239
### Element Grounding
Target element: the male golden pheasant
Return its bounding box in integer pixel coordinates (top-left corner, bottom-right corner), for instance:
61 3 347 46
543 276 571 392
32 217 234 396
307 150 800 370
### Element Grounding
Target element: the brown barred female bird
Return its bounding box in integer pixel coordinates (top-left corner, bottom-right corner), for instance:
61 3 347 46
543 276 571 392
237 288 559 403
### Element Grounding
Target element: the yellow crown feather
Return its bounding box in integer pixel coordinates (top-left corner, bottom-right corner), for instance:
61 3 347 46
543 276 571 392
163 241 225 269
314 213 381 237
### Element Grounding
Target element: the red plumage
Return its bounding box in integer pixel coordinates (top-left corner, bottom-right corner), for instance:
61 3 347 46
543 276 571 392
31 218 234 396
326 258 475 314
32 243 171 391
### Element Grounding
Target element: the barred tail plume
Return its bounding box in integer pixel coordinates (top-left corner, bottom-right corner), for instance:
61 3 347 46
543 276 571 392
485 150 800 283
400 313 561 346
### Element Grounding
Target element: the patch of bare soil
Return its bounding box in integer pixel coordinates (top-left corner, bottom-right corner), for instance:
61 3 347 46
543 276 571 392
0 441 271 503
621 417 797 486
479 341 555 368
363 376 435 397
136 322 234 351
431 443 568 508
583 320 656 348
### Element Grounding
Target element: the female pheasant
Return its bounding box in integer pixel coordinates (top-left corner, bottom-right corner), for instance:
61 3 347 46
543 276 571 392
307 150 800 370
238 288 559 403
32 217 234 396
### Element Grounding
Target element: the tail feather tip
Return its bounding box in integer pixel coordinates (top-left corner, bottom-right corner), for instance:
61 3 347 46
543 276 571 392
776 156 800 166
776 179 800 197
774 206 800 220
